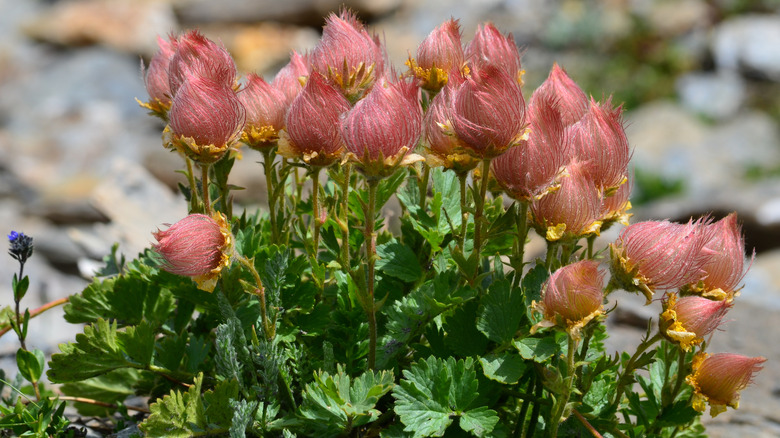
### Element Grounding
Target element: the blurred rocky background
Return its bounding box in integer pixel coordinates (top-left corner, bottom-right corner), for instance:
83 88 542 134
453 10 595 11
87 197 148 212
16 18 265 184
2 0 780 435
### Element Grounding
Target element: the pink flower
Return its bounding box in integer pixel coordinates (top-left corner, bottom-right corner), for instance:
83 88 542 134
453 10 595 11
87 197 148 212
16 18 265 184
451 64 526 158
167 76 246 164
309 9 385 102
239 73 287 150
569 98 631 192
411 18 464 92
534 63 589 126
139 34 178 118
465 23 523 81
341 77 423 177
152 213 232 292
280 72 350 167
422 79 479 173
532 260 605 339
530 160 603 242
168 30 237 96
660 293 732 351
272 51 309 109
609 219 716 303
687 353 766 417
600 173 632 229
686 213 749 300
491 92 569 201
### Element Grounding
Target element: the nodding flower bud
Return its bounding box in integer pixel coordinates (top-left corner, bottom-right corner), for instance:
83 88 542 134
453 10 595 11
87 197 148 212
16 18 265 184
531 260 605 339
279 72 351 167
492 92 569 201
341 77 423 179
530 160 603 243
687 353 765 417
139 35 178 119
422 79 480 173
569 98 631 193
600 173 633 230
451 64 526 159
168 30 237 96
609 218 716 304
272 51 309 109
239 73 287 150
167 76 246 164
152 213 233 292
465 23 523 82
660 293 732 351
409 18 464 93
534 63 589 126
309 9 385 103
683 213 749 301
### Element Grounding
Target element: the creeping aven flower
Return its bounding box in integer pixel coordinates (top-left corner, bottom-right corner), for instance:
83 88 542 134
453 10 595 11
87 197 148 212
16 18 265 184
659 293 731 351
609 219 715 304
409 18 464 93
533 63 589 126
239 73 287 151
687 353 765 417
152 213 232 292
139 34 178 119
531 260 605 340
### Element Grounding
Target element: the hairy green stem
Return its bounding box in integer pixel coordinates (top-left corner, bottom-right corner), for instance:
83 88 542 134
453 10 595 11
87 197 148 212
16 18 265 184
201 164 211 216
364 179 379 369
311 167 322 255
340 164 352 270
524 373 544 438
418 163 430 212
458 172 469 250
472 159 492 265
262 150 279 244
586 235 596 260
237 255 273 340
514 371 535 438
611 332 663 408
548 335 578 437
185 157 200 213
512 201 529 288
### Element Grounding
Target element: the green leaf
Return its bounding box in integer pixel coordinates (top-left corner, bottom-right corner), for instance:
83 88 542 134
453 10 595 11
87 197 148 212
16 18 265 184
377 168 407 209
459 406 500 437
444 301 488 357
140 373 237 437
16 348 45 383
393 356 498 437
12 275 29 301
48 319 156 382
60 368 140 416
514 335 562 363
430 167 461 234
522 264 549 322
64 269 176 327
479 353 527 385
229 399 257 438
299 365 394 432
376 241 423 282
476 279 524 344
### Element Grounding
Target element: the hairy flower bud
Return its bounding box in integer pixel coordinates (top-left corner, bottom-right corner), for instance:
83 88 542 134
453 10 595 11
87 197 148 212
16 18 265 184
152 213 232 292
139 35 178 118
272 51 309 109
532 260 605 339
660 293 731 351
600 173 633 230
239 73 287 150
279 72 350 167
465 23 523 81
451 64 526 159
492 92 569 201
168 30 237 96
410 18 464 93
422 79 479 173
309 9 385 102
534 63 589 125
530 160 603 242
569 98 631 193
687 353 765 417
167 76 246 164
684 213 749 300
609 219 716 303
341 77 423 178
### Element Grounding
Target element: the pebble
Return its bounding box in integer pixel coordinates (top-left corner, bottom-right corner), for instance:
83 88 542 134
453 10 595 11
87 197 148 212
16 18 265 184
676 71 746 119
712 14 780 81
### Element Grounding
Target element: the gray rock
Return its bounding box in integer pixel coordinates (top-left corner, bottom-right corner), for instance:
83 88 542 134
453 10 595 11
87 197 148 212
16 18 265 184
676 71 746 119
712 14 780 80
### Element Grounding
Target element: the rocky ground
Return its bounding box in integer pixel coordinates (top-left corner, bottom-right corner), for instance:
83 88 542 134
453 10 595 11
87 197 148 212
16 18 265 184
2 0 780 436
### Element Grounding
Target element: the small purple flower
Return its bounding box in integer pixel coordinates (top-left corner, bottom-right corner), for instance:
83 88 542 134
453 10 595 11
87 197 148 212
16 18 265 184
8 231 33 264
